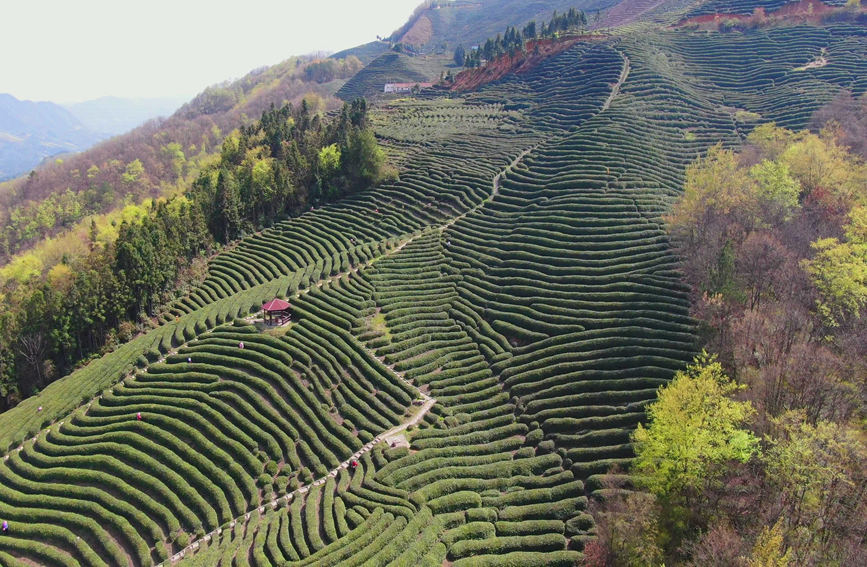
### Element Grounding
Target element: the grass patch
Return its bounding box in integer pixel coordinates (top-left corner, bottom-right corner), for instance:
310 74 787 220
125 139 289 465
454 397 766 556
369 312 392 342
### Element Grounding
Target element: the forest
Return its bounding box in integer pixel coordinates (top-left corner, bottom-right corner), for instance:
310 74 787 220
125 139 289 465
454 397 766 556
0 98 389 410
586 92 867 566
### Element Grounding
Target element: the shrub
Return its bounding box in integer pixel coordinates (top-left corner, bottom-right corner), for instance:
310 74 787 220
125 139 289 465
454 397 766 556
452 550 582 567
448 533 567 560
466 507 498 522
175 531 190 548
428 491 482 514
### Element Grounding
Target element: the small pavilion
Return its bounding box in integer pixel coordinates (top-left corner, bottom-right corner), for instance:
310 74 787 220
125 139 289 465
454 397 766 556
262 298 291 325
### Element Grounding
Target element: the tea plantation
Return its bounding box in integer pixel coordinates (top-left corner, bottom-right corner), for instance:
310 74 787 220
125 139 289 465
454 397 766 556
0 13 864 567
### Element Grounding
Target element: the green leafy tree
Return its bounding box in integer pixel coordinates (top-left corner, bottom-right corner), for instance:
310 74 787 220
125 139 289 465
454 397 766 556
121 159 145 186
802 206 867 326
749 159 800 221
213 168 242 243
344 128 386 190
667 144 754 233
160 142 186 179
749 521 791 567
764 411 866 564
633 352 760 501
316 144 342 199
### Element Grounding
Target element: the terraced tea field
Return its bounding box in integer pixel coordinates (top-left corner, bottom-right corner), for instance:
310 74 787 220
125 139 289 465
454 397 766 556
0 18 865 566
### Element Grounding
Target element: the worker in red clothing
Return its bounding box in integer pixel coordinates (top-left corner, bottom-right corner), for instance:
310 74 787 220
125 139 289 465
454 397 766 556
350 460 359 469
136 412 142 421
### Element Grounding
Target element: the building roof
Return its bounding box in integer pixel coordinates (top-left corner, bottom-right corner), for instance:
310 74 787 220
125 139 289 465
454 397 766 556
262 298 290 312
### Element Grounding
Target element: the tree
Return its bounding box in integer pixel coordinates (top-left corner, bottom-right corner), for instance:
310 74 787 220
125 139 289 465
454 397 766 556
213 168 242 243
316 144 342 199
632 353 760 502
344 128 386 190
453 45 466 67
808 90 867 159
667 144 754 233
749 160 800 221
160 142 186 179
748 521 791 567
121 159 145 186
802 206 867 327
586 488 663 567
764 412 867 564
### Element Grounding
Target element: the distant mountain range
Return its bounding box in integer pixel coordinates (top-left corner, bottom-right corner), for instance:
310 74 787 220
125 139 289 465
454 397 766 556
63 96 185 137
0 93 183 181
0 94 102 180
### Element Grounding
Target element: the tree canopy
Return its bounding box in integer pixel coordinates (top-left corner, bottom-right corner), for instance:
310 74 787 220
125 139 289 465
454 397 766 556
632 352 759 500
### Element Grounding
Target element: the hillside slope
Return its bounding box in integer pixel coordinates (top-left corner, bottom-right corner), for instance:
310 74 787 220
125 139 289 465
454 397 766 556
0 55 357 265
391 0 618 52
0 1 864 566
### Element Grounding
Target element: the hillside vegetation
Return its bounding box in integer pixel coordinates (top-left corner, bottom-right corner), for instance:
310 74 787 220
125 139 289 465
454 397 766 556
390 0 616 53
0 55 362 265
0 0 865 565
0 98 388 411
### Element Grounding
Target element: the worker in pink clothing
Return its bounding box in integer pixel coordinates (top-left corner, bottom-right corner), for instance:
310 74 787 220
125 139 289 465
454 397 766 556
136 412 142 421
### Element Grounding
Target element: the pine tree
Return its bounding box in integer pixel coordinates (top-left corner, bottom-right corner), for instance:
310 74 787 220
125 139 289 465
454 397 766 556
454 44 466 66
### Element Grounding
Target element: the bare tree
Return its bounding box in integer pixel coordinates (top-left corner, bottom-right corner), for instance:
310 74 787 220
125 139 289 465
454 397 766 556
18 332 48 392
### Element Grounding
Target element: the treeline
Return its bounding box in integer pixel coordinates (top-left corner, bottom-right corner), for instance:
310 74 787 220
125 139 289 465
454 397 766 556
456 8 587 68
0 98 390 410
587 98 867 566
192 98 391 245
0 55 361 264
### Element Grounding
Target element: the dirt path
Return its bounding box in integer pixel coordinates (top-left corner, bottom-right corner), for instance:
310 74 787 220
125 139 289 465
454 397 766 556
602 53 630 113
162 390 435 565
15 140 539 566
441 145 537 233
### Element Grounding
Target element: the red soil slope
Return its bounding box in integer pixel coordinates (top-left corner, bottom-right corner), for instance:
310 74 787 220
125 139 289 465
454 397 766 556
677 0 845 28
450 35 605 92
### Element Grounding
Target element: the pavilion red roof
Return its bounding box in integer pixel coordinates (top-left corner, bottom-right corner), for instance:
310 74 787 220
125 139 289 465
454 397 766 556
262 298 290 312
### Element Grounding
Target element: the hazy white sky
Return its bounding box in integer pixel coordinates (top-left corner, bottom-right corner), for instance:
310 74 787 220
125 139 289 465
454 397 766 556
0 0 421 103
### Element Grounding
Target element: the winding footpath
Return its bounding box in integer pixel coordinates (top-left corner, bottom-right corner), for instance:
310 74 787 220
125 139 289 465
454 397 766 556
162 391 435 565
164 62 633 563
